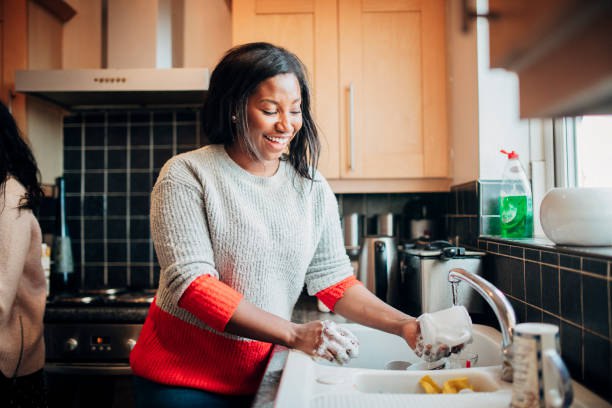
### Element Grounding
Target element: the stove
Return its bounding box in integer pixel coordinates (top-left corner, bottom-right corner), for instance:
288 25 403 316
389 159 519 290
44 288 155 407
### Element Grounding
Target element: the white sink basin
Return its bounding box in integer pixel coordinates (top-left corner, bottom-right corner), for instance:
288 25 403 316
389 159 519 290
276 323 511 408
275 323 608 408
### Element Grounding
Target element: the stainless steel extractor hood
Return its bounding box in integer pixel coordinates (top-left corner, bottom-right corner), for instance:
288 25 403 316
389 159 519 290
15 68 209 110
15 0 210 110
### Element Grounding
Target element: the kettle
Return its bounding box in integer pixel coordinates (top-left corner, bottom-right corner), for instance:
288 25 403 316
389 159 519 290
357 235 399 305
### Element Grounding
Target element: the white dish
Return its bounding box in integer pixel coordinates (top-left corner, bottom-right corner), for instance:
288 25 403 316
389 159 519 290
540 187 612 246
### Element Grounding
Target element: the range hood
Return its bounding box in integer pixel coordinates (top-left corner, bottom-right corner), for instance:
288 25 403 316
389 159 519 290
15 68 209 110
15 0 210 110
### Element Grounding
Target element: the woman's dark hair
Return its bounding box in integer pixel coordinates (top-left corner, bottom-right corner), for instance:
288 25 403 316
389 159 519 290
0 101 43 212
203 42 320 180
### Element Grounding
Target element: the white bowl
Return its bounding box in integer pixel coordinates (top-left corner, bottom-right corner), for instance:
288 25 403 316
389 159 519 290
540 187 612 246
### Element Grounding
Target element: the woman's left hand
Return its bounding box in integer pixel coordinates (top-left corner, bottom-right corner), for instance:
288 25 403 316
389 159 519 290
398 318 420 350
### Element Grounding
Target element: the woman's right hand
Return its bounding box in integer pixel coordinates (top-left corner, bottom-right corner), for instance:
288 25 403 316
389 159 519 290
290 320 359 365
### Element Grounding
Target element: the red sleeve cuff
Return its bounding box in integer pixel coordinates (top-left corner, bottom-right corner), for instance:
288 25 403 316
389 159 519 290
315 275 362 312
178 274 243 332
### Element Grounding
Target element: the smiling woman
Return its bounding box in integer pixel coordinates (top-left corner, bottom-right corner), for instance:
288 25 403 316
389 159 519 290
129 42 428 408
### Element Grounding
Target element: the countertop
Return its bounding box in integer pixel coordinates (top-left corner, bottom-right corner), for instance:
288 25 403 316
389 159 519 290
252 294 348 408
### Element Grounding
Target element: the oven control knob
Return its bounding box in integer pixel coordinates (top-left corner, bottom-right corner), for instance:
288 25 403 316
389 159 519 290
64 338 78 352
127 339 137 351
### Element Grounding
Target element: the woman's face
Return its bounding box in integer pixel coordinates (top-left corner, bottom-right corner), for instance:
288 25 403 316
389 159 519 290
243 73 303 164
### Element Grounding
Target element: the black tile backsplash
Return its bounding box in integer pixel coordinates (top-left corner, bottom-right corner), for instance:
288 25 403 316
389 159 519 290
38 109 202 290
448 178 611 402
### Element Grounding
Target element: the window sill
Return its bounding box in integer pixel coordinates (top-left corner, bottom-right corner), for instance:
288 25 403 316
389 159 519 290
479 235 612 262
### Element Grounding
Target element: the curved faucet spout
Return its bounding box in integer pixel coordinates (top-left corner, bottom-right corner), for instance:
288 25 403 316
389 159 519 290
448 268 516 382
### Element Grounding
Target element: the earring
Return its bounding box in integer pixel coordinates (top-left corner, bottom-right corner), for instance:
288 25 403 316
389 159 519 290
231 115 237 123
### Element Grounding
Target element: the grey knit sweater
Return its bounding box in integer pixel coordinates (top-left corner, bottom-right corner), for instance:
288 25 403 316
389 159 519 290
151 144 353 339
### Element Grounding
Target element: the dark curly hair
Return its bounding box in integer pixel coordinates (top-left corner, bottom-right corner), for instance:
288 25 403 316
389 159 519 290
0 101 43 213
203 42 320 180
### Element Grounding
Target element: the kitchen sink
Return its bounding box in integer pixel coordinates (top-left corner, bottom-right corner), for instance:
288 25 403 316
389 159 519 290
314 323 502 370
275 323 608 408
276 323 511 408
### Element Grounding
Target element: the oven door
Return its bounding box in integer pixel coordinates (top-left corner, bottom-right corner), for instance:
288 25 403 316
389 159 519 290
46 363 135 408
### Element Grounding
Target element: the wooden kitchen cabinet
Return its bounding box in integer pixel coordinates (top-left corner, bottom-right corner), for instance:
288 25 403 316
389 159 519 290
488 0 612 117
232 0 450 192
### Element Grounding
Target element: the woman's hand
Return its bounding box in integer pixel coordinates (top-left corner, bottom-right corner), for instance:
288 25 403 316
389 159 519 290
398 318 420 350
290 320 359 365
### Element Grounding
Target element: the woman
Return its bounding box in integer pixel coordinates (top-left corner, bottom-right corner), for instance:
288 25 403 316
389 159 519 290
130 42 421 407
0 101 47 407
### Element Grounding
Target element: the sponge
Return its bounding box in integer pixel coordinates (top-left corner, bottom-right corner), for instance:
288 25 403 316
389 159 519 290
418 375 475 394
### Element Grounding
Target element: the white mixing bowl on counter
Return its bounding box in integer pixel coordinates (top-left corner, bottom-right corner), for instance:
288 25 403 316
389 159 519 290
540 187 612 246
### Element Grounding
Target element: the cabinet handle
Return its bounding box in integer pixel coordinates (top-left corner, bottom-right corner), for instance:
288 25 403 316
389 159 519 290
348 82 355 172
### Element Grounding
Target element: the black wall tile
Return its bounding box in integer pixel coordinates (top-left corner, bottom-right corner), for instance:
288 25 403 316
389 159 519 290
84 172 104 192
63 126 81 147
107 266 128 288
130 112 150 123
83 196 104 216
130 266 151 289
64 150 82 171
130 218 150 240
525 261 541 307
560 254 580 270
510 246 524 259
85 125 105 147
582 258 607 277
177 124 197 145
130 125 150 146
583 333 611 401
525 249 540 262
84 219 104 240
130 173 152 193
510 260 525 300
541 265 560 315
107 242 127 262
130 196 150 216
108 173 127 193
153 125 173 145
64 173 81 193
85 150 105 170
561 322 583 381
525 304 542 323
108 112 127 123
542 251 559 266
106 219 127 239
130 242 151 263
107 125 128 146
84 242 104 263
107 197 127 218
83 266 105 289
107 149 127 169
153 148 173 169
130 148 150 169
582 275 609 337
560 270 582 325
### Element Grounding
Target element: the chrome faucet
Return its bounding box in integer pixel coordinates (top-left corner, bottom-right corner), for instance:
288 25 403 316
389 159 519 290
448 268 516 382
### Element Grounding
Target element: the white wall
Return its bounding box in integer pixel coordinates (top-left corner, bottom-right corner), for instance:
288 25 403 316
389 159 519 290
476 1 530 180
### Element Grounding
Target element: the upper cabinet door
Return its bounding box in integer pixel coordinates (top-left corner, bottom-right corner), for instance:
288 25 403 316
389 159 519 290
488 0 612 117
338 0 448 179
232 0 340 178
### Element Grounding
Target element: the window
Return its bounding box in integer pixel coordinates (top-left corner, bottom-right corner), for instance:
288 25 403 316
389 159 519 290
575 115 612 188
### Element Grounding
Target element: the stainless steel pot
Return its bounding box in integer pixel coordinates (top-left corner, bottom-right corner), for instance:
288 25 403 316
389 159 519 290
357 235 399 306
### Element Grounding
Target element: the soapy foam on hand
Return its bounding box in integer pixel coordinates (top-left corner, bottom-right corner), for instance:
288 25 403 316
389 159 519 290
314 320 359 365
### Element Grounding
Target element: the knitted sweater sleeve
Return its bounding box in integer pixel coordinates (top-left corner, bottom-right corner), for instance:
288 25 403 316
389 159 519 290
304 179 355 295
150 168 242 331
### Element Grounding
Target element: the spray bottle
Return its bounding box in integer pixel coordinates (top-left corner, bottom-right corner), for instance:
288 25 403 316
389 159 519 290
499 150 533 238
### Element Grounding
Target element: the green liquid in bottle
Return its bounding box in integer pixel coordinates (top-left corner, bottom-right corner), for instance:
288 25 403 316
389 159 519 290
500 195 533 238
